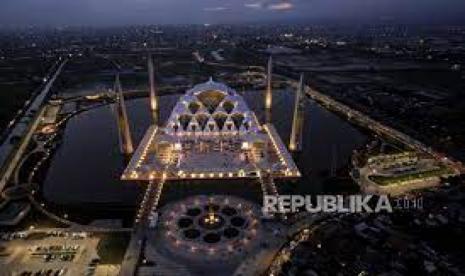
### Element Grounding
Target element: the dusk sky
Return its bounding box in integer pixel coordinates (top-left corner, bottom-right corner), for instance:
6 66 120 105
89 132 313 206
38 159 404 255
1 0 465 26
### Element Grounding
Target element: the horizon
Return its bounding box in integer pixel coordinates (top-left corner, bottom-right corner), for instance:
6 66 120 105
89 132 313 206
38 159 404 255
1 0 465 27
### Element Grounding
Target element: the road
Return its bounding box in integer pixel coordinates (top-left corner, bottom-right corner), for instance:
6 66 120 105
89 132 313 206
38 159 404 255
0 58 68 192
299 82 465 175
119 179 165 276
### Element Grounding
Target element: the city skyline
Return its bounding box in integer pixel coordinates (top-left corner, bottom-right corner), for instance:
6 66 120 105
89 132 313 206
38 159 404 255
1 0 465 26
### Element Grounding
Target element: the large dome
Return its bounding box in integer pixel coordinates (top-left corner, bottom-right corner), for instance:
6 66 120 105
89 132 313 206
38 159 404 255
165 78 260 135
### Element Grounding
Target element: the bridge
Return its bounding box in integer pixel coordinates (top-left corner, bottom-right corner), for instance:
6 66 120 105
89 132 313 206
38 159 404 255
119 177 166 276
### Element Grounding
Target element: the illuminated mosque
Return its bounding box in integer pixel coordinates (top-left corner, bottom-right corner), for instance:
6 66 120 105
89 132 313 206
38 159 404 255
122 77 300 181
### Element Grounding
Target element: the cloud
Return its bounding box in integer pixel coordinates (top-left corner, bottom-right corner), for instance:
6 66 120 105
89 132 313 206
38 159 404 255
203 6 228 12
244 2 263 9
268 2 294 11
245 1 294 11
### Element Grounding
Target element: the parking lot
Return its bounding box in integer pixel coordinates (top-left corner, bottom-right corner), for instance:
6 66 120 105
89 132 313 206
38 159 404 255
0 230 101 276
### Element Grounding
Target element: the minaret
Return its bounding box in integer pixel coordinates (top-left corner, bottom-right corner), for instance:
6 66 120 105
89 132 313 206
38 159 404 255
265 56 273 110
147 53 159 122
114 73 134 155
289 73 305 152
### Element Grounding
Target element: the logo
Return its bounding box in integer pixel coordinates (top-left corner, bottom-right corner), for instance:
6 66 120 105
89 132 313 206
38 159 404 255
262 195 395 215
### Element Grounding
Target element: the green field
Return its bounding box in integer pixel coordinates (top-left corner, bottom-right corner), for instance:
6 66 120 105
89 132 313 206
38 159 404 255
0 57 52 132
0 83 35 131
